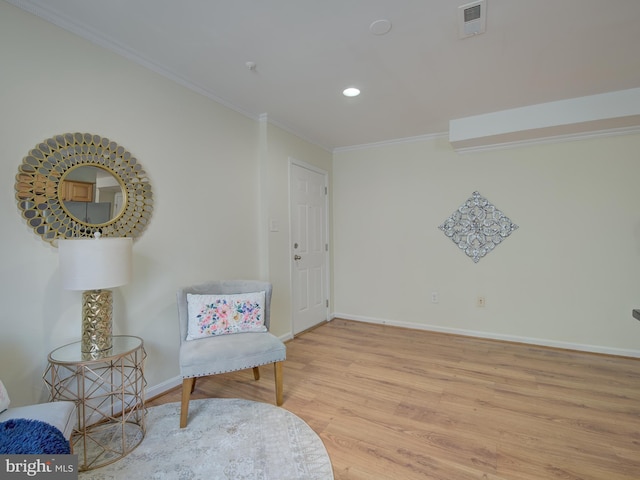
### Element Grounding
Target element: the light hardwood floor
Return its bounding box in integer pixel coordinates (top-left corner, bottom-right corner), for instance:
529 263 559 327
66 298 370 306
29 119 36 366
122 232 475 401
147 319 640 480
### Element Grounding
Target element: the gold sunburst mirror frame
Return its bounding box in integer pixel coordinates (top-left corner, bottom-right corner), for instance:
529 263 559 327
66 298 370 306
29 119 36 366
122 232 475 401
15 133 153 245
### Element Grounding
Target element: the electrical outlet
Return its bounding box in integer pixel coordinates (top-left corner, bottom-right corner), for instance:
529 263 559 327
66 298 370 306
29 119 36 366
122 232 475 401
431 292 439 304
476 296 486 307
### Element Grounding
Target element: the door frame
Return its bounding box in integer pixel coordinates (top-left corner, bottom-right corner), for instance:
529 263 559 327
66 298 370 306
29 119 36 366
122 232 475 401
288 157 331 335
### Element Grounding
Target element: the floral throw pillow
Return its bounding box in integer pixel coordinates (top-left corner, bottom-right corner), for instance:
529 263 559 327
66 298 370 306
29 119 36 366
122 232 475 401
0 380 10 413
186 291 267 341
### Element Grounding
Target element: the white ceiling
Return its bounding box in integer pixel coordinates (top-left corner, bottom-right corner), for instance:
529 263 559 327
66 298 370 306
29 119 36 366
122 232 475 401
8 0 640 150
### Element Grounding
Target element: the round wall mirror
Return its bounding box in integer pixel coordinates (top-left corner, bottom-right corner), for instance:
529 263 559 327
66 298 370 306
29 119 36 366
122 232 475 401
15 133 153 245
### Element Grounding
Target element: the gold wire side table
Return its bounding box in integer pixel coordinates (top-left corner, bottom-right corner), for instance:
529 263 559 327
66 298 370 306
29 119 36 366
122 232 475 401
44 335 147 471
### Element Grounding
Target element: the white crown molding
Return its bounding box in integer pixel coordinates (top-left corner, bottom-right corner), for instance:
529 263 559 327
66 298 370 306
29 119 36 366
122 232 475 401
6 0 260 119
259 114 333 152
333 132 448 153
9 0 639 156
7 0 336 152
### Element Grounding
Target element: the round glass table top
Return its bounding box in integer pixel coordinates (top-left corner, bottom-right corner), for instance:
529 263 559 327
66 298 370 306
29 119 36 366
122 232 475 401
48 335 143 364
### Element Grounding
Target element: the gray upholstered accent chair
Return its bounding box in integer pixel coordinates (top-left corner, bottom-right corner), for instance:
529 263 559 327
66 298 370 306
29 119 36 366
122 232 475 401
177 280 286 428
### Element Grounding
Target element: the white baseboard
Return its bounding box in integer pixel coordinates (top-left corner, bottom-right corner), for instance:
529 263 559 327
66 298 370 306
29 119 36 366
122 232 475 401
143 315 640 401
333 312 640 359
146 376 182 401
278 332 294 342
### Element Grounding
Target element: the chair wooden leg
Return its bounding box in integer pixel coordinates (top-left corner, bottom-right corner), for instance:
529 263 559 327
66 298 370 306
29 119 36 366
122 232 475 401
190 377 197 393
274 361 284 406
180 377 195 428
252 366 260 381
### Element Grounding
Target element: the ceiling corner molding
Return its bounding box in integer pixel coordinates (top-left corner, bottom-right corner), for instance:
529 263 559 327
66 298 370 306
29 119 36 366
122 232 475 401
260 116 333 153
6 0 262 123
449 88 640 153
5 0 40 17
333 132 449 154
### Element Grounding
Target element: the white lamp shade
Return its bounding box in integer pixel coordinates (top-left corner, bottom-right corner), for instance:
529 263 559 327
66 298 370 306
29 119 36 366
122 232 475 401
58 237 132 290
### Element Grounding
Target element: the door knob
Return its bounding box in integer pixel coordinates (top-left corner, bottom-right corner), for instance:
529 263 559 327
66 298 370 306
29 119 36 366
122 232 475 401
294 255 302 260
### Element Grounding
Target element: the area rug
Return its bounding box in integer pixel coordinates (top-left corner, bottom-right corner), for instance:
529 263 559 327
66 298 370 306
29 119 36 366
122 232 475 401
79 398 333 480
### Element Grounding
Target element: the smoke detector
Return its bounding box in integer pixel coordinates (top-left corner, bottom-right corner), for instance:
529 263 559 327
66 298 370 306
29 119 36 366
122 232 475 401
458 0 487 39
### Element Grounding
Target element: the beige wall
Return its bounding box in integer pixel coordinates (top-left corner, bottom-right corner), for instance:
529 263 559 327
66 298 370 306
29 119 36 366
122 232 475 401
2 1 638 408
333 134 640 355
0 2 330 405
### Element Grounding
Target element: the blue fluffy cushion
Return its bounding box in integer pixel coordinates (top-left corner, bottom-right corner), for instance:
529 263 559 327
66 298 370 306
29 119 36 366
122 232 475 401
0 418 70 454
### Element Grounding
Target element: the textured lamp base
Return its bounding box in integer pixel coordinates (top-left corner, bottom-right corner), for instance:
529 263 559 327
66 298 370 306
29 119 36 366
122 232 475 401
82 289 113 353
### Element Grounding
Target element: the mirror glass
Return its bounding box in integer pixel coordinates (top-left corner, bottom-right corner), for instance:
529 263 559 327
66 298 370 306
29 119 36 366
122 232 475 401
15 133 153 245
60 166 126 225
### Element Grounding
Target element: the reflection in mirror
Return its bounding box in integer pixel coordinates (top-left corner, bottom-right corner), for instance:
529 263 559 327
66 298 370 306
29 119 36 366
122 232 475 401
60 166 125 225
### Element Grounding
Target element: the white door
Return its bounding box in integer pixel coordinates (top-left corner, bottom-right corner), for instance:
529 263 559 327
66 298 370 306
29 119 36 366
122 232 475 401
290 161 329 335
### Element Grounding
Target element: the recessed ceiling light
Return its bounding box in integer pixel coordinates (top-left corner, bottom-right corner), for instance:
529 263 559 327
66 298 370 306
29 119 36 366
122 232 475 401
343 87 361 97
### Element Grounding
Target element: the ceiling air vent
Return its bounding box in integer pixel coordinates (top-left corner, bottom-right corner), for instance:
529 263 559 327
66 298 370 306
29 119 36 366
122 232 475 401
458 0 486 39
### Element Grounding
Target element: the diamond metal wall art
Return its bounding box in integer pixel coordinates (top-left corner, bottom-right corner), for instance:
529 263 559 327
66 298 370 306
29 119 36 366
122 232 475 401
438 191 518 263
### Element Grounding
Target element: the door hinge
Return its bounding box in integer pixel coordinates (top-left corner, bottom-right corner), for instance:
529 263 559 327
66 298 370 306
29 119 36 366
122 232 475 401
326 299 329 308
325 243 328 252
325 186 328 195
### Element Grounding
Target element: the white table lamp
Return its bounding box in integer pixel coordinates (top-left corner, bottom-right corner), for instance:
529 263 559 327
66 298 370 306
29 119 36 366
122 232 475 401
58 234 132 353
